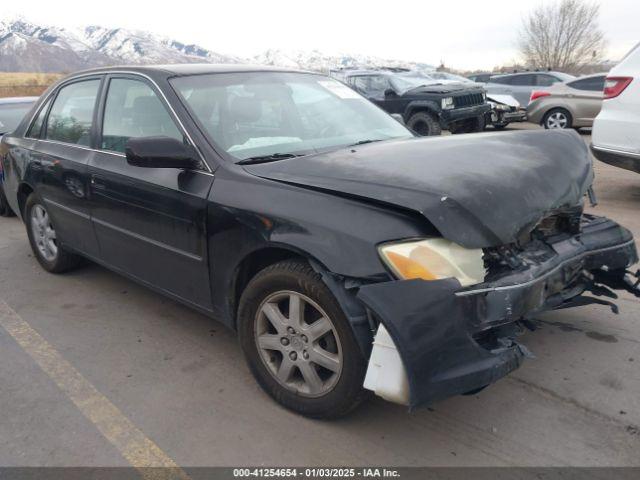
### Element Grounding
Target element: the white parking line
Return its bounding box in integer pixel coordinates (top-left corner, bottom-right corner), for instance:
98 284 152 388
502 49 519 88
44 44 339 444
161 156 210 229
0 300 189 480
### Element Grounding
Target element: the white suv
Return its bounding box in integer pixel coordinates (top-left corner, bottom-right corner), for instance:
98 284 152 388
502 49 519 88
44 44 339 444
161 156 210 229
591 43 640 173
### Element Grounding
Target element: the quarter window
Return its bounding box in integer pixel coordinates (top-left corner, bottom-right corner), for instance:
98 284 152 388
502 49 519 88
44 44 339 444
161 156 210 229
27 98 52 139
511 74 536 86
567 76 606 91
45 80 100 146
101 78 183 153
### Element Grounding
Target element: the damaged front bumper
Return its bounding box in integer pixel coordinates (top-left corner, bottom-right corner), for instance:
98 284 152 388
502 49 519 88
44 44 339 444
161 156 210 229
440 104 491 127
357 215 639 409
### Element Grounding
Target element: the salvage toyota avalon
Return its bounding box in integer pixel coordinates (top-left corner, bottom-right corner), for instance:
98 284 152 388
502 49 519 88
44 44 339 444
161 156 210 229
1 65 639 418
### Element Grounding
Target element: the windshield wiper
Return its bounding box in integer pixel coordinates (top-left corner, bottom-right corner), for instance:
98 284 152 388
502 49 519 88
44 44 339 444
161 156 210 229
237 153 303 165
349 139 386 147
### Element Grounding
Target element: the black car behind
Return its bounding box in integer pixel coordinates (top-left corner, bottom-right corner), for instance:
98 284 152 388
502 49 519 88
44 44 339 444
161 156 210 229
336 70 491 136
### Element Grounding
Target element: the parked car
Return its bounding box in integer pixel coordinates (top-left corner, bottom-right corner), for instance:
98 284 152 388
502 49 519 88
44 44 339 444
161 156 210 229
2 65 639 418
527 74 606 130
405 72 527 129
336 70 490 135
467 73 494 83
485 94 527 129
0 96 37 216
591 43 640 173
485 71 576 107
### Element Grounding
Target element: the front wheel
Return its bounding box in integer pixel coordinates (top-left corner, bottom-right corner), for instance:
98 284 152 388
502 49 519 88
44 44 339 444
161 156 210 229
25 193 82 273
237 260 368 418
406 111 442 136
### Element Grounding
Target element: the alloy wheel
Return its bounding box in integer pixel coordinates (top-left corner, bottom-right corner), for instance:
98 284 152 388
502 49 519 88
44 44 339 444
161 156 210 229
30 204 58 262
546 111 568 129
254 290 343 398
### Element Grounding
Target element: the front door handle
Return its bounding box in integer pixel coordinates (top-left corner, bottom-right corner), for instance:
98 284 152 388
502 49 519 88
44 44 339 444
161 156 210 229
90 176 107 191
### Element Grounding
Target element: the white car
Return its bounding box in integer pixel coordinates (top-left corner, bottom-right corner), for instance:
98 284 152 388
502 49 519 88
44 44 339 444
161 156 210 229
591 43 640 173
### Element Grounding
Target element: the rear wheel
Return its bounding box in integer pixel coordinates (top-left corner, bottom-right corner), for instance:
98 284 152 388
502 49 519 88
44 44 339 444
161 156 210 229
238 260 368 418
25 194 82 273
406 111 442 136
543 108 572 129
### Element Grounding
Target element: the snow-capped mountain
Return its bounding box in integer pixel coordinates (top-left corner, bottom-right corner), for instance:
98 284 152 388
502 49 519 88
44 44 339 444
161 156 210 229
253 49 434 72
0 17 240 72
81 25 241 65
0 16 433 73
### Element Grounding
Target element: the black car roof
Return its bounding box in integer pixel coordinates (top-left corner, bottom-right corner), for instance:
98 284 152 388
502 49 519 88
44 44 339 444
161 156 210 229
68 63 310 78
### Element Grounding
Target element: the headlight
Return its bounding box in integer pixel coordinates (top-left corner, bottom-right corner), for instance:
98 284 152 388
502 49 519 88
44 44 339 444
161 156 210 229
378 238 485 287
441 97 455 110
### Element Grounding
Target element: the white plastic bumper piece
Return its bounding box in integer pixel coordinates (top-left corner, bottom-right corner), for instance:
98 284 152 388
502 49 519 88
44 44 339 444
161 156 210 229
363 324 410 405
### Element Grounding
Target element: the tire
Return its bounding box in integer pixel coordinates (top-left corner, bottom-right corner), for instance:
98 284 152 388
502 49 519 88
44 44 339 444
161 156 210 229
24 193 82 273
492 122 509 130
238 259 369 418
472 114 486 132
406 111 442 136
542 108 572 129
0 184 15 217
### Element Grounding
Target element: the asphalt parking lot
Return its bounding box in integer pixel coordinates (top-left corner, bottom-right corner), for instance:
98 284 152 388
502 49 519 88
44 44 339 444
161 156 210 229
1 123 639 468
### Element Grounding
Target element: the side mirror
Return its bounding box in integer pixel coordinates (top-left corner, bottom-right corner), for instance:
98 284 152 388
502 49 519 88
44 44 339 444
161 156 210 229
125 136 199 169
384 88 397 98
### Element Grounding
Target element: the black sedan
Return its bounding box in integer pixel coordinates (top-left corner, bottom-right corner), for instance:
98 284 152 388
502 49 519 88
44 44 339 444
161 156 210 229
1 65 638 418
0 96 38 216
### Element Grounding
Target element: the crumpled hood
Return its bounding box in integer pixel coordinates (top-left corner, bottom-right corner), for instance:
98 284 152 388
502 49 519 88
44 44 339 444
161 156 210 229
405 83 482 95
243 130 593 248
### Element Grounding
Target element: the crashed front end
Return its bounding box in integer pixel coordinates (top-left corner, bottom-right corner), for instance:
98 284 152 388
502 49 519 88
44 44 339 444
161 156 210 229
244 129 640 409
358 213 639 409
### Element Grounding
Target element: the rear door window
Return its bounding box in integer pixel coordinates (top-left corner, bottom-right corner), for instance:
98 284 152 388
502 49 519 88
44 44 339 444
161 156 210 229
511 74 536 86
45 80 100 146
490 76 513 85
101 78 184 153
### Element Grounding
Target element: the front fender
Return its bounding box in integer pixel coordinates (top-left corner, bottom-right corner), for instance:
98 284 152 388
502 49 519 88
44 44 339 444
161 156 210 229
404 100 441 120
206 167 435 327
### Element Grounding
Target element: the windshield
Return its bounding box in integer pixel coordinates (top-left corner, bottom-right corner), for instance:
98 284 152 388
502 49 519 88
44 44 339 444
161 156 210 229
0 102 33 135
429 72 473 83
171 72 412 161
389 74 441 93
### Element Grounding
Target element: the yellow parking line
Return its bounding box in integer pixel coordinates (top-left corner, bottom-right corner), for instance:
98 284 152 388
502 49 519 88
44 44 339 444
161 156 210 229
0 300 189 480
